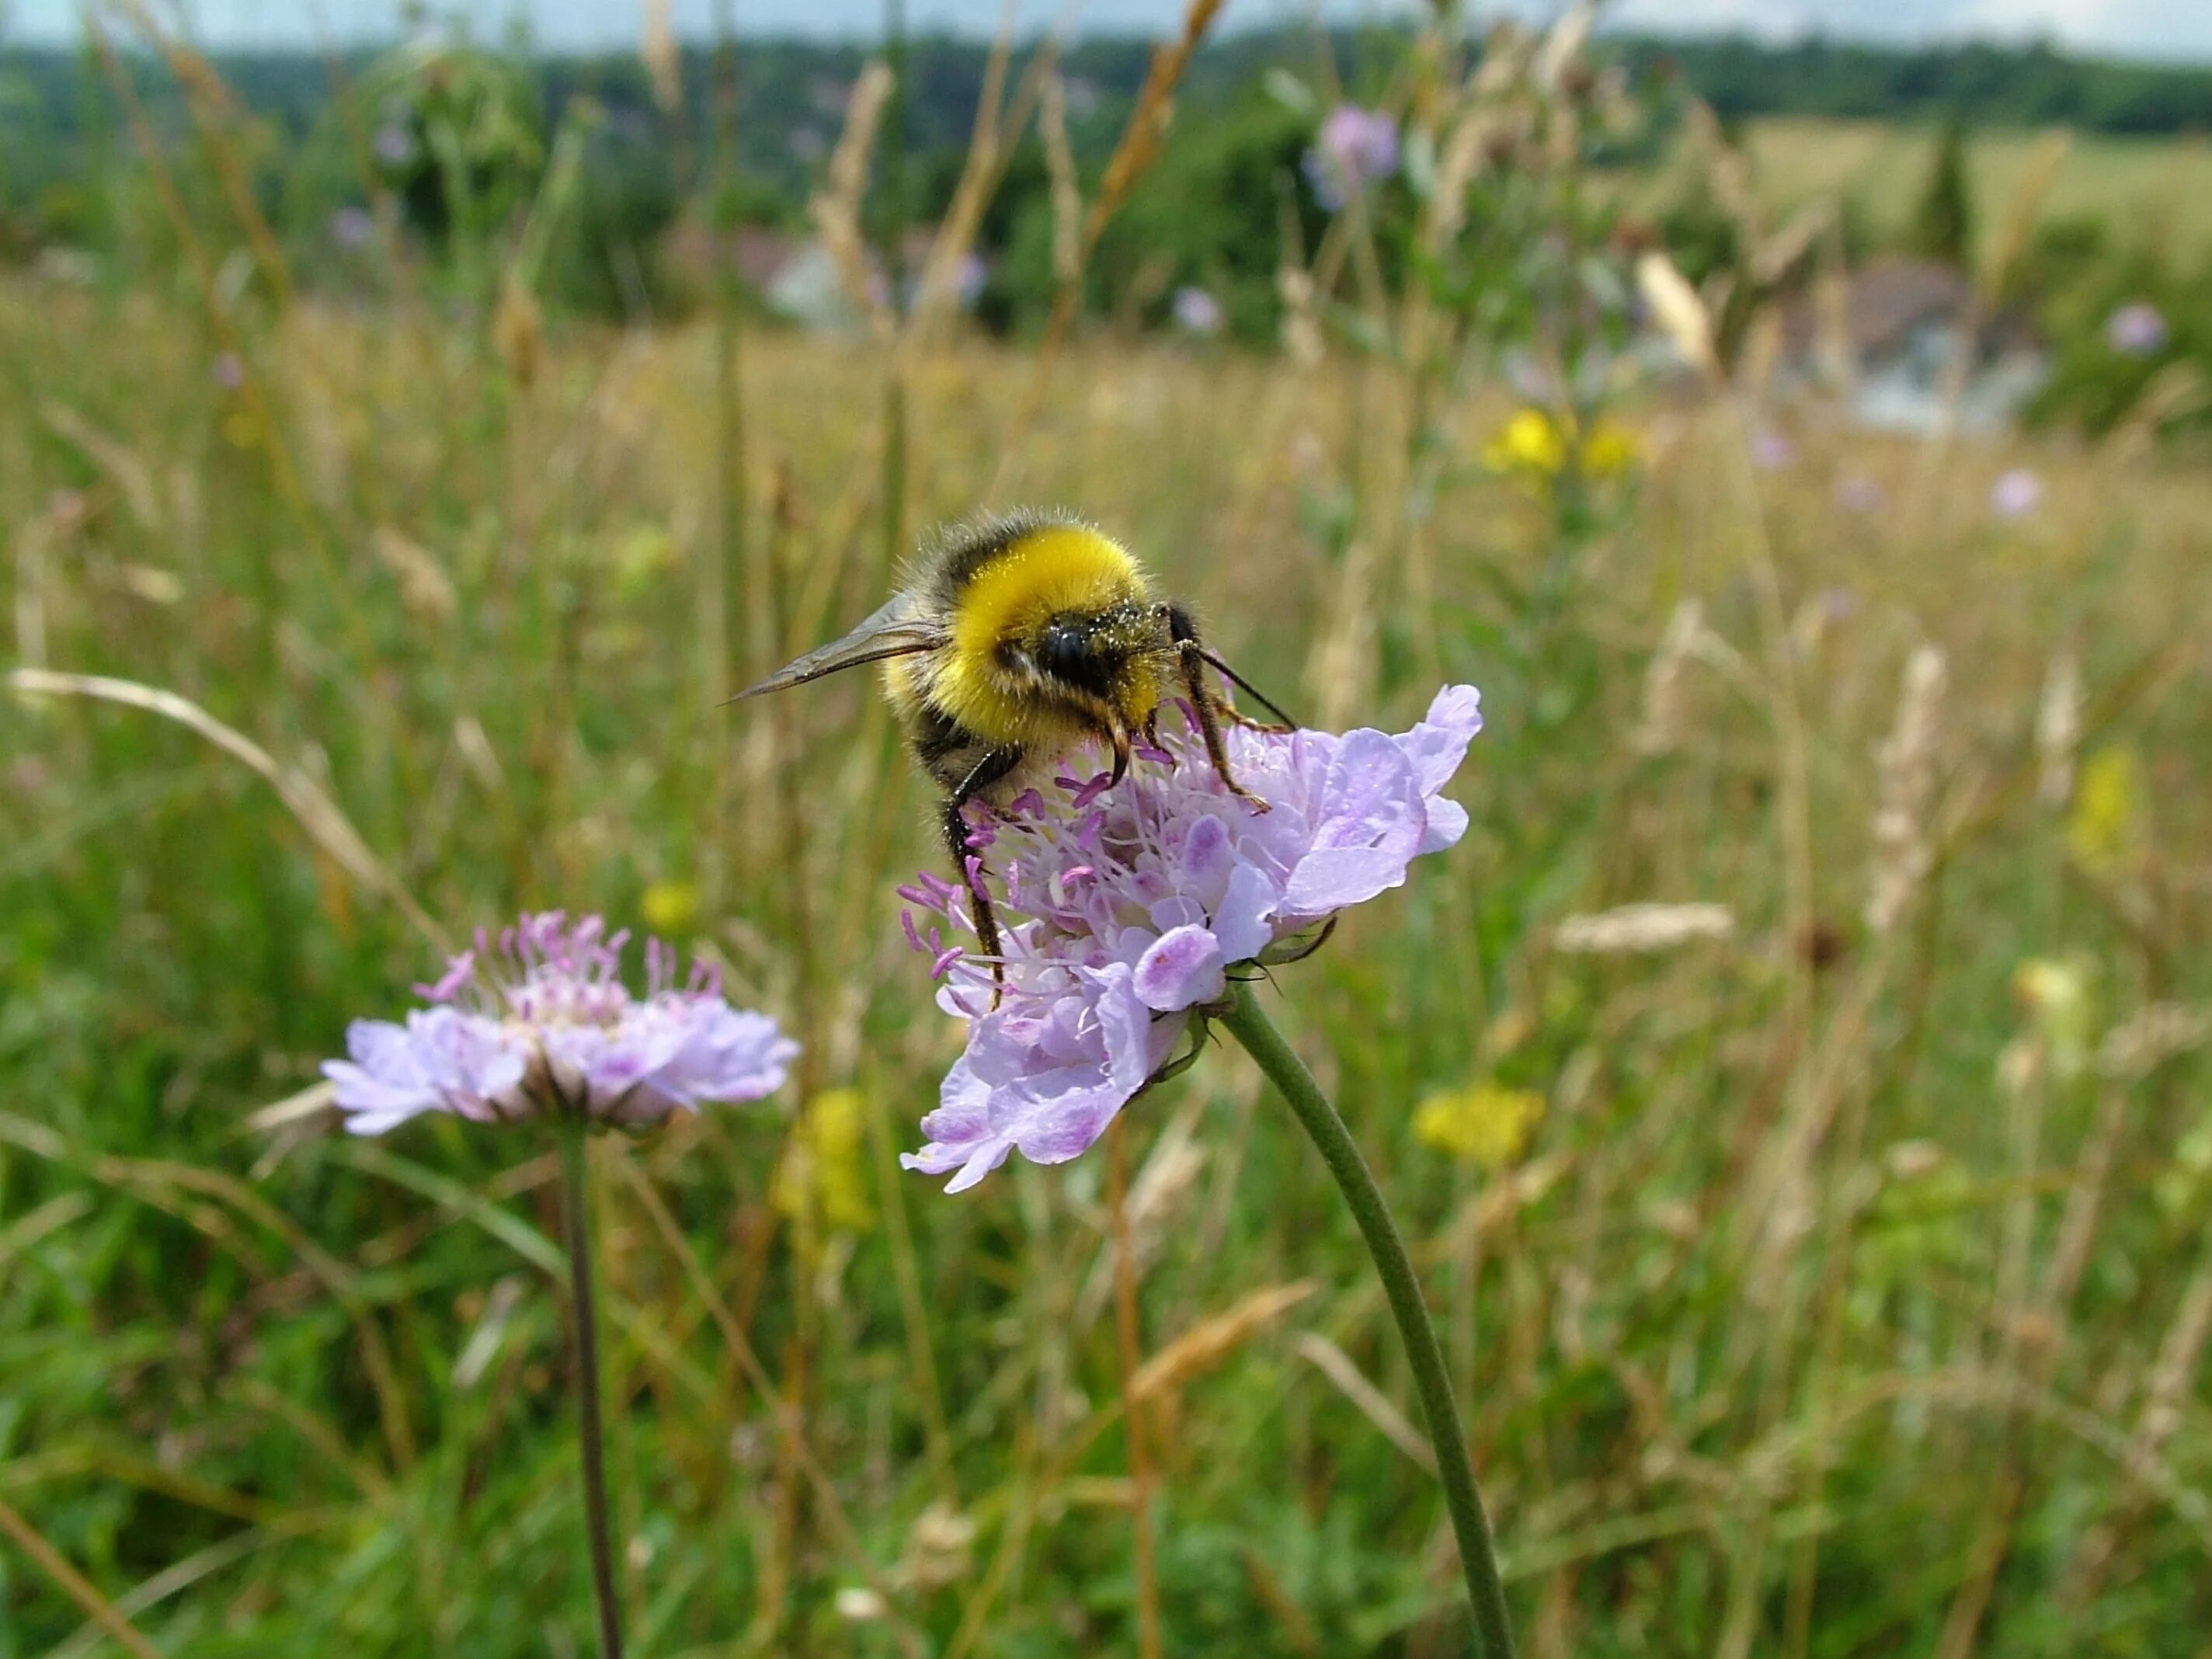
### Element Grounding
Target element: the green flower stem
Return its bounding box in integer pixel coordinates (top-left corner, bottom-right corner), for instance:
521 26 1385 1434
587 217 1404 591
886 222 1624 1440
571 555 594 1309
1219 980 1516 1659
558 1127 626 1659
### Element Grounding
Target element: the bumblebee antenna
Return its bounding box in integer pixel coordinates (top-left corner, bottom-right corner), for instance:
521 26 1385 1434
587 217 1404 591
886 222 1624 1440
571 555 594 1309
1200 648 1299 729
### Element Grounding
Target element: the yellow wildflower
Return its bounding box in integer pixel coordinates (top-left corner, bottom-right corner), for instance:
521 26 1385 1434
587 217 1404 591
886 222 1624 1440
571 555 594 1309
2012 957 2095 1080
1581 419 1641 479
1483 408 1640 482
772 1088 875 1234
640 878 699 937
1483 408 1568 476
2065 746 2147 880
1413 1081 1546 1172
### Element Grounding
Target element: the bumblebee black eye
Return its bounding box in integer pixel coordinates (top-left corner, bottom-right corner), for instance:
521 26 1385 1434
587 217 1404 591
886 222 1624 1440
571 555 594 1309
1040 621 1094 684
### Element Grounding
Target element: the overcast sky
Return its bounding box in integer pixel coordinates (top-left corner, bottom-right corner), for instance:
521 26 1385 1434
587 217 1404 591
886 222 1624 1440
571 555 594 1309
9 0 2211 61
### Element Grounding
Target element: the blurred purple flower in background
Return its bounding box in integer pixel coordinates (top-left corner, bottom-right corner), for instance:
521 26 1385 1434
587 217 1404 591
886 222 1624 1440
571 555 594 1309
897 687 1482 1191
1172 285 1224 336
374 122 415 165
325 912 797 1135
330 207 374 249
211 352 245 391
1835 475 1885 515
2106 301 2169 356
955 251 989 308
1304 105 1400 211
1990 468 2044 520
1751 428 1795 471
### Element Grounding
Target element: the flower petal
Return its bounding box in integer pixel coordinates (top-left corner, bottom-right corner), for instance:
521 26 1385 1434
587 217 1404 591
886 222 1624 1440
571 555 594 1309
1132 923 1226 1012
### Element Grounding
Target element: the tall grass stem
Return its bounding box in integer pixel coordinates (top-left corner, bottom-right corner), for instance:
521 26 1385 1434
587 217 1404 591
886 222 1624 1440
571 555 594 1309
558 1129 626 1659
1219 981 1516 1659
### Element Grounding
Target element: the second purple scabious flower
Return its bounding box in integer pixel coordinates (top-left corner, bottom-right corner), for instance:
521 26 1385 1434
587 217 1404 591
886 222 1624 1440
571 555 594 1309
325 912 798 1134
897 686 1482 1191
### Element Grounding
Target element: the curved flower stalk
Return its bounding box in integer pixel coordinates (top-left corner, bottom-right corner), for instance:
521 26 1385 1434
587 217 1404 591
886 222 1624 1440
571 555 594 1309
897 685 1482 1191
324 913 797 1659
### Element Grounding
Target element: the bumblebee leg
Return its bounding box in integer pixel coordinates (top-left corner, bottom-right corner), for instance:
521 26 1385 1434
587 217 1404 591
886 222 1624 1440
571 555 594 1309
946 747 1024 1006
1106 715 1132 788
1164 604 1270 812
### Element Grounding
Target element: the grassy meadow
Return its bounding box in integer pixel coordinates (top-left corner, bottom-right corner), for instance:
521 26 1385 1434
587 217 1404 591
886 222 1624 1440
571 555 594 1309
5 23 2212 1659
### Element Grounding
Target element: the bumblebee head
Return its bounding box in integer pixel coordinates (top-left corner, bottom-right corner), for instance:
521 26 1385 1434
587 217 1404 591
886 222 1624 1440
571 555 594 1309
1034 608 1156 701
934 518 1171 746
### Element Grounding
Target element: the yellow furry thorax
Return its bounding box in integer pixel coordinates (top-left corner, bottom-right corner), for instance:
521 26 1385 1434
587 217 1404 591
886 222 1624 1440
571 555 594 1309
917 523 1164 747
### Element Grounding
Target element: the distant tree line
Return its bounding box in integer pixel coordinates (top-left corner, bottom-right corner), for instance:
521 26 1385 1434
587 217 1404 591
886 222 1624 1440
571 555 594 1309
1 23 2205 437
1615 36 2211 137
3 28 2207 218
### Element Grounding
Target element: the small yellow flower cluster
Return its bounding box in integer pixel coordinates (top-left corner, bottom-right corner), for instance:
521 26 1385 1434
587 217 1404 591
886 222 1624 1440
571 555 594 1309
1482 407 1640 483
2066 747 2148 881
640 879 700 936
1413 1080 1546 1172
772 1088 875 1234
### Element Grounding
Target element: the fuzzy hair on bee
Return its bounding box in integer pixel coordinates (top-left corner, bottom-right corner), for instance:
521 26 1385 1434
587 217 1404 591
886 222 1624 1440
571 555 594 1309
736 510 1292 998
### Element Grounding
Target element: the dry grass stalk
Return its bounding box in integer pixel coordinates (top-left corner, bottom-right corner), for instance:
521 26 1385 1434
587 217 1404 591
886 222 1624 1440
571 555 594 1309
812 64 898 342
1555 903 1734 955
2106 360 2209 460
1040 72 1083 287
1814 217 1857 394
7 670 446 951
0 1494 166 1659
2097 1003 2212 1077
1864 644 1948 936
372 527 457 624
2035 643 2083 808
1076 1104 1208 1326
2135 1263 2212 1458
1105 1118 1165 1659
641 0 683 114
40 403 161 531
1289 1331 1438 1473
10 494 78 672
1128 1279 1317 1405
1278 266 1325 370
1303 539 1379 730
1083 0 1224 261
109 0 295 309
1687 103 1760 247
906 14 1066 348
996 0 1225 479
1533 2 1594 94
1636 250 1718 381
1984 130 2071 297
1429 107 1497 250
1636 599 1706 756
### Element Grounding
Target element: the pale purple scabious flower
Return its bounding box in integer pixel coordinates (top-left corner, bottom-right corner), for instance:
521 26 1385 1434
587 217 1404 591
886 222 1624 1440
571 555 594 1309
331 206 374 249
1172 286 1225 336
955 251 989 308
324 912 798 1136
897 687 1482 1191
1990 468 2043 520
1751 428 1794 471
1304 105 1400 211
2106 301 2168 356
1835 475 1884 516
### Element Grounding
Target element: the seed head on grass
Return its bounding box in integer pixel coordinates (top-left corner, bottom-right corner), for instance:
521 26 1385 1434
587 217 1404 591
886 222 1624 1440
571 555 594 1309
896 688 1482 1191
325 911 797 1134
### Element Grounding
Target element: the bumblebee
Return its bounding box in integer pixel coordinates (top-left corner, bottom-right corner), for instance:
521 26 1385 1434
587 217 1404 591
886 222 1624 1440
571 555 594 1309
737 510 1289 989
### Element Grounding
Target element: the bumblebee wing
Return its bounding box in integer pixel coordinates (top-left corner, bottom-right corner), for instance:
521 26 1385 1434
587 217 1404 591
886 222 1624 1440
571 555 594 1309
732 593 947 700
